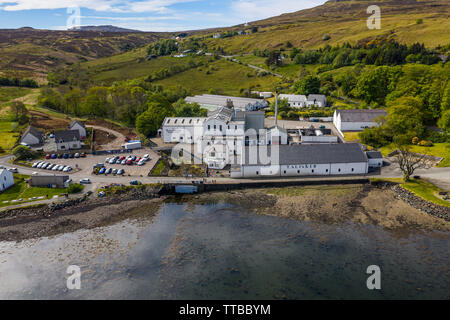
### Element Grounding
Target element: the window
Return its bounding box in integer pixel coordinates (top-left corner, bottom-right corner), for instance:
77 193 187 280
312 169 314 173
351 168 354 172
256 171 259 175
338 169 341 172
297 170 300 174
235 125 237 130
208 125 210 130
214 125 216 129
284 171 286 174
326 169 329 173
219 125 222 131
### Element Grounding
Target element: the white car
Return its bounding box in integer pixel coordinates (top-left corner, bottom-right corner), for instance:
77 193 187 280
138 160 145 166
58 165 65 171
80 178 91 184
47 164 54 170
32 162 40 168
52 165 59 171
37 162 44 169
105 157 111 163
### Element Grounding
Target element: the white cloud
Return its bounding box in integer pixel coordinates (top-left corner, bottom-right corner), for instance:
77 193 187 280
230 0 322 22
0 0 198 13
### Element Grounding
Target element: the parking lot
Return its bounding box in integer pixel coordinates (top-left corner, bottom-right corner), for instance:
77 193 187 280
31 148 160 177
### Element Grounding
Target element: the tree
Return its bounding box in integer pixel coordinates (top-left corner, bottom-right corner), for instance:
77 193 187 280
12 145 36 160
10 101 27 121
393 145 430 181
265 51 282 67
438 109 450 133
173 99 207 117
136 101 174 136
294 75 321 95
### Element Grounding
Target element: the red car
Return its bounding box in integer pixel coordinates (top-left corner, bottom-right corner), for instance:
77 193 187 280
135 157 142 163
126 159 133 165
119 156 126 161
45 154 51 159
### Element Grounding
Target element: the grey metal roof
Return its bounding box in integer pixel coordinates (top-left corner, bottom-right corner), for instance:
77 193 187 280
54 130 80 142
336 109 387 122
241 143 367 166
185 94 268 109
69 120 85 129
307 94 326 101
207 106 233 123
23 126 44 139
366 151 383 159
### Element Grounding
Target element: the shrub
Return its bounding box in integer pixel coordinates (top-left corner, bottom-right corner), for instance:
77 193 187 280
322 34 331 41
416 19 423 24
412 137 420 145
12 145 36 160
67 183 84 194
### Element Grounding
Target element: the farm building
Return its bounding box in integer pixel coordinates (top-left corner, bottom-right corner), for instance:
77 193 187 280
0 169 14 192
366 151 383 168
230 143 368 178
28 175 71 188
185 94 268 111
21 126 45 146
54 130 81 151
333 109 387 134
68 120 86 139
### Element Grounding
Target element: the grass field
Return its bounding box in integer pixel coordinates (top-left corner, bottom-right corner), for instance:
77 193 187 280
0 87 32 103
343 132 361 142
153 58 282 96
371 178 450 208
380 143 450 167
0 121 19 155
0 174 68 207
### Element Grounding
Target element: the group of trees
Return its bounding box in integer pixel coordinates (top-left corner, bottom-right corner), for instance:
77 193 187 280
147 39 179 57
0 77 38 88
290 39 443 70
37 83 207 136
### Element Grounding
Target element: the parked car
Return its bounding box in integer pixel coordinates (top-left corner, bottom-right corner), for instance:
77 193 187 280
52 165 59 171
58 153 64 159
93 163 104 169
119 156 125 161
138 160 145 166
69 153 75 158
105 157 111 163
99 167 106 174
51 154 57 159
63 167 70 172
37 162 44 168
32 162 40 168
121 159 126 165
80 153 86 158
80 178 91 184
8 168 18 173
105 168 112 175
58 165 65 171
117 169 124 175
63 153 69 159
130 180 142 186
49 133 55 138
74 153 80 158
112 168 118 175
46 164 54 170
126 159 133 165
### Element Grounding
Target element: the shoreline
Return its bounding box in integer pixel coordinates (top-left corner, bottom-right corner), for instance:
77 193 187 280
0 183 449 242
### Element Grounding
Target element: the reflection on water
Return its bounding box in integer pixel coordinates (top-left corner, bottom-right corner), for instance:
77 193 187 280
0 202 448 299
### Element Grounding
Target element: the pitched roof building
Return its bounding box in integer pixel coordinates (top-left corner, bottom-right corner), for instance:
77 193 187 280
333 109 387 133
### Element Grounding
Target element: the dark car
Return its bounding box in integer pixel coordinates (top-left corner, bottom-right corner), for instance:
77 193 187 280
57 153 63 159
51 154 57 159
80 153 86 158
45 154 51 159
130 180 142 186
63 153 69 159
69 153 75 158
131 156 137 161
99 167 106 174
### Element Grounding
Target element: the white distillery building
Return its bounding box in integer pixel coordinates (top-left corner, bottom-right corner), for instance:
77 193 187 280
230 143 368 178
185 94 269 111
306 94 327 107
0 169 14 192
161 107 279 169
333 109 387 134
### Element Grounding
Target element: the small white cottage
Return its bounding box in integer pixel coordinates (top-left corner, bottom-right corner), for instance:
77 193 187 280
0 169 14 192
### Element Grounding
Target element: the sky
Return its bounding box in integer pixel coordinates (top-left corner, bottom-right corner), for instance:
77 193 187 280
0 0 325 32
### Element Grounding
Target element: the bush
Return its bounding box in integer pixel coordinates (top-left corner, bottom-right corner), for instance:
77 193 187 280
67 183 84 194
322 34 331 41
12 145 36 160
416 19 423 24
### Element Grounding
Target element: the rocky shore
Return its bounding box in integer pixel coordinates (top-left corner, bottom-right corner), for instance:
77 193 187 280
0 186 165 242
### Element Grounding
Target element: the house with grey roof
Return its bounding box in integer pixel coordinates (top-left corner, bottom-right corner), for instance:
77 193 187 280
68 120 86 139
21 126 45 146
306 94 327 107
333 109 387 134
185 94 268 111
231 143 368 178
54 130 81 151
279 94 307 108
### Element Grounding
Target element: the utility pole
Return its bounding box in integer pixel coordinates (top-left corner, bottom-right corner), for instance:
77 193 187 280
274 90 278 127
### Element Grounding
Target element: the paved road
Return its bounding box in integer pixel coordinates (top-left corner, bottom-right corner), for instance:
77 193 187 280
89 125 126 150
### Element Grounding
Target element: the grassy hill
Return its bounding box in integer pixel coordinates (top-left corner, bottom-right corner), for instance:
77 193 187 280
0 28 167 82
195 0 450 53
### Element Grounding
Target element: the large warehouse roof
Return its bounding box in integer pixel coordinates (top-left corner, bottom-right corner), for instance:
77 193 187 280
241 143 367 166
